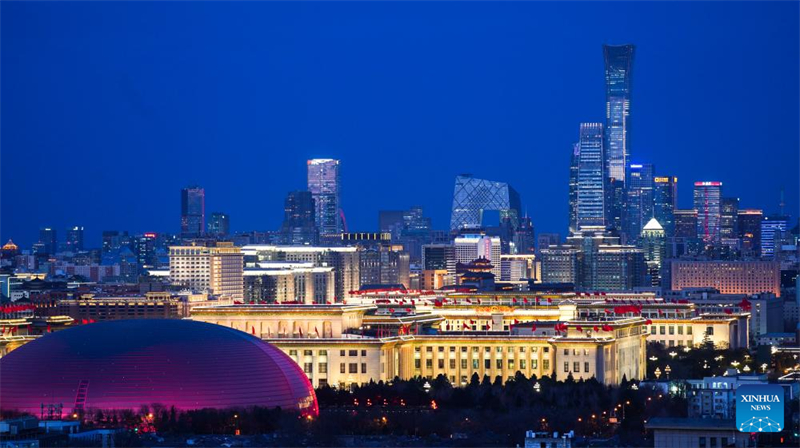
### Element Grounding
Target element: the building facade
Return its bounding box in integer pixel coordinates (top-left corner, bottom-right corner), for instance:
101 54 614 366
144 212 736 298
669 260 781 296
307 159 342 236
180 186 205 238
576 123 606 229
169 243 244 300
693 182 722 245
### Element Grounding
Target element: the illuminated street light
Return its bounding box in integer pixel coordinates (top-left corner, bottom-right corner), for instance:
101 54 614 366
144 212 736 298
654 367 662 380
664 365 672 379
731 361 740 367
668 351 677 359
534 381 541 393
649 356 658 362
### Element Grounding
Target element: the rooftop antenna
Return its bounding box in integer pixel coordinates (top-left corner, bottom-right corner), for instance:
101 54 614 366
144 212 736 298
779 185 785 216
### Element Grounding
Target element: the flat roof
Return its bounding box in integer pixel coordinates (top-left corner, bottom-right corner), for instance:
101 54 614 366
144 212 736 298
646 418 736 431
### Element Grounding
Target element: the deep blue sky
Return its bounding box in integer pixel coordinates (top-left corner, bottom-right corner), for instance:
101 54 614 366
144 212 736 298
2 1 798 248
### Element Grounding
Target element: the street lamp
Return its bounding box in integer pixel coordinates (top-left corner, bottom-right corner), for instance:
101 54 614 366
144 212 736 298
534 381 541 393
654 367 662 380
649 356 658 362
731 361 740 367
423 381 431 393
665 365 672 379
742 365 751 372
761 363 769 372
668 351 677 359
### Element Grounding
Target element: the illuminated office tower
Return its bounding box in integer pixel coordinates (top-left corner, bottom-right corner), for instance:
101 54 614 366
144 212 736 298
307 159 342 235
604 44 634 232
576 123 606 229
604 44 634 184
693 182 722 244
208 212 230 237
281 191 318 245
65 226 84 252
450 175 521 231
38 227 57 254
738 209 763 256
640 218 665 287
761 215 788 258
624 163 654 243
653 176 677 237
181 186 205 238
719 197 739 249
568 142 580 233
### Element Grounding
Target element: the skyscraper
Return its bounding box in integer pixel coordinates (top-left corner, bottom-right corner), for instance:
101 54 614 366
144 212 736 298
719 197 739 248
208 212 230 237
738 209 763 256
603 44 634 184
281 191 318 245
65 226 84 252
624 163 654 243
693 182 722 245
761 215 788 258
38 227 57 254
576 123 606 229
653 176 677 237
181 186 205 238
450 175 521 231
568 142 580 233
640 218 666 287
307 159 342 236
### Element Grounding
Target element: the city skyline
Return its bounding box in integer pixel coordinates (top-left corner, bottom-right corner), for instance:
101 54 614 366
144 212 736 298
2 1 799 248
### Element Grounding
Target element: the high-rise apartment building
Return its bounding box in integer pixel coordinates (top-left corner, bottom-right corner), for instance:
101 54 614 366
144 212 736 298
693 182 722 244
208 212 230 237
307 159 342 235
181 186 205 238
169 242 244 300
603 44 635 184
281 191 318 245
653 176 677 237
737 209 763 256
576 123 606 229
624 163 654 243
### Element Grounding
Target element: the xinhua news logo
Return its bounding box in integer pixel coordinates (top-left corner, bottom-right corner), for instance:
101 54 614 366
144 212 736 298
736 385 784 433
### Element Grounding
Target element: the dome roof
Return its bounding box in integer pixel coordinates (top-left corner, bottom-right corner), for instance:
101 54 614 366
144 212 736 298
0 319 317 415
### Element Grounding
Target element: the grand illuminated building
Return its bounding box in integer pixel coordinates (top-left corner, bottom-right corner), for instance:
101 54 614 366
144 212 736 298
191 297 651 389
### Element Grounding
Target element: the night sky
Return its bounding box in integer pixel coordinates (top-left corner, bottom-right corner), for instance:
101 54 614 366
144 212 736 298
2 1 798 248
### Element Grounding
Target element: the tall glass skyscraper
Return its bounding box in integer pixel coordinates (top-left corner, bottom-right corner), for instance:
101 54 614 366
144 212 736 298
568 142 580 233
624 163 654 243
450 175 521 231
603 44 635 184
181 186 205 238
653 176 677 237
576 123 606 229
307 159 342 235
693 181 722 244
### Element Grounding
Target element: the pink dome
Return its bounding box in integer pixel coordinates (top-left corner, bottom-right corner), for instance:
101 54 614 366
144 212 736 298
0 319 317 415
